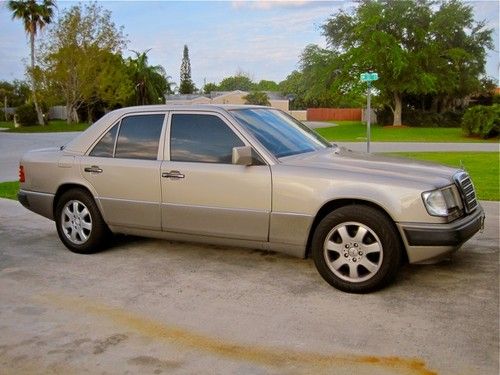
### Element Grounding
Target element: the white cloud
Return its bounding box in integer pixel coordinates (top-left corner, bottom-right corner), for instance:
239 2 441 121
232 0 312 10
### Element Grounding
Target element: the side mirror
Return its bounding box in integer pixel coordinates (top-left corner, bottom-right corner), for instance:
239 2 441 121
232 146 253 166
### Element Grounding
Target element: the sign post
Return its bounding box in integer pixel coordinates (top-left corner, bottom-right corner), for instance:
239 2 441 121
360 72 378 153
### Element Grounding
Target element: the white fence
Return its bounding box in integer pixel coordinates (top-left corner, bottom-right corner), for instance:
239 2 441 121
48 106 67 120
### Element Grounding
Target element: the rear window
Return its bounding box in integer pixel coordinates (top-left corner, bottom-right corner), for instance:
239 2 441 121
90 114 165 159
90 124 118 158
114 114 165 160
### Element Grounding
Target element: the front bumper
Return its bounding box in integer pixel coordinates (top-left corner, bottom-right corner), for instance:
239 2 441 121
398 206 485 263
18 189 55 220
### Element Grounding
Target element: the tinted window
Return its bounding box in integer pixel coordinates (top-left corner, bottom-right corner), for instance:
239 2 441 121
170 114 244 163
90 124 118 157
231 108 331 158
115 114 164 160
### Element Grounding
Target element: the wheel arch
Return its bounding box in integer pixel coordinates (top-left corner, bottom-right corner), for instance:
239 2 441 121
305 199 407 262
53 183 100 217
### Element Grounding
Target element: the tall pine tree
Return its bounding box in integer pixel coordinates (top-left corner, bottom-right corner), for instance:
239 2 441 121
179 45 195 94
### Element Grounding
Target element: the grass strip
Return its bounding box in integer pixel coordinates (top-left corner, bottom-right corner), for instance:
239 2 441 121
0 120 89 133
0 181 20 200
316 121 499 143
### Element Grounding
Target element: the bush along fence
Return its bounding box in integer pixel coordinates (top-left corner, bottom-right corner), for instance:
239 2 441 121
461 104 500 139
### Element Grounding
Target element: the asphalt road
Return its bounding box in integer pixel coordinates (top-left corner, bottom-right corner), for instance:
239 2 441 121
0 131 497 182
0 198 498 375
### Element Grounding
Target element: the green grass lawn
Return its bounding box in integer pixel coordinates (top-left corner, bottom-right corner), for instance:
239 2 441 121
0 120 89 133
0 181 20 200
387 152 499 201
316 121 499 143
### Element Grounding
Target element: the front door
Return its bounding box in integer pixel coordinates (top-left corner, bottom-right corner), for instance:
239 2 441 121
161 112 271 241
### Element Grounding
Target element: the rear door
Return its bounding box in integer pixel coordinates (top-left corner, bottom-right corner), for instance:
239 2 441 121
80 113 166 230
160 111 272 241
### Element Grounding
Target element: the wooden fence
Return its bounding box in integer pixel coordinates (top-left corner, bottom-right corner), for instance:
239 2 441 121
307 108 362 121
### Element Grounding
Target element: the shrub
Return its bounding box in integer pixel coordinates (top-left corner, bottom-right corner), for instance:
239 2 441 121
15 103 38 126
375 107 392 125
375 107 463 127
403 109 464 128
0 109 13 121
461 105 500 139
244 91 270 106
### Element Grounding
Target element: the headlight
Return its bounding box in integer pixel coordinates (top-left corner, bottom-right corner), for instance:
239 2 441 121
422 186 462 220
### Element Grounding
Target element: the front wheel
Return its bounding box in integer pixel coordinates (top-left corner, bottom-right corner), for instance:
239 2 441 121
311 205 402 293
55 189 110 254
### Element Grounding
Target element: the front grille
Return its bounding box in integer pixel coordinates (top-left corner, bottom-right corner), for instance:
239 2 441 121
454 172 478 213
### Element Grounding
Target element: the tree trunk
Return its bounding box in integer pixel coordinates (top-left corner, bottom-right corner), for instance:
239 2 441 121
430 97 439 113
87 106 93 125
441 96 451 113
392 92 403 126
66 103 72 124
71 107 80 123
30 31 44 126
66 103 79 124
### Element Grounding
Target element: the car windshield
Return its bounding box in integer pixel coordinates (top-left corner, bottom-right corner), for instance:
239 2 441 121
230 108 332 158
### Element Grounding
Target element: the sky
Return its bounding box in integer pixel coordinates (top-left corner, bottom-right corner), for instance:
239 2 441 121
0 0 498 90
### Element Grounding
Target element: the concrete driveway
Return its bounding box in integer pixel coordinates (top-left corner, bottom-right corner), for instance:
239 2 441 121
0 198 498 375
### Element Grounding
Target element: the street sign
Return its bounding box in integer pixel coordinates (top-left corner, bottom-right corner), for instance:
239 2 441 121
360 72 379 82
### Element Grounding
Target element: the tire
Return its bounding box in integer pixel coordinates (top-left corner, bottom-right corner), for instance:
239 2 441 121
311 205 402 293
55 188 110 254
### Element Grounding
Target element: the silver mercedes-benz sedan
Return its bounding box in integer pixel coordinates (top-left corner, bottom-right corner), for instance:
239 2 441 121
18 105 484 293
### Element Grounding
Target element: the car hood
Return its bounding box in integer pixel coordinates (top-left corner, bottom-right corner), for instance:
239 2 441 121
279 147 460 188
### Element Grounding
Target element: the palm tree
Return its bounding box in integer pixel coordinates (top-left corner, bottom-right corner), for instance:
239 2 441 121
8 0 55 125
127 50 172 105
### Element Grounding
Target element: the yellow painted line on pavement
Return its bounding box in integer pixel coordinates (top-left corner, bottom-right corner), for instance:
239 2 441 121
37 293 437 375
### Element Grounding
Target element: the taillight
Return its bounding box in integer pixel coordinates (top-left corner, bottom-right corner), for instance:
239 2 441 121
19 165 25 183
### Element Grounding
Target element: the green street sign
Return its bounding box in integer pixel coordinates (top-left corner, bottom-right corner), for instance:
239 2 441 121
360 72 379 82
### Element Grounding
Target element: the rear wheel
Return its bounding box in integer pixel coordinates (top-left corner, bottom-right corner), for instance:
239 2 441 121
55 189 110 254
312 205 401 293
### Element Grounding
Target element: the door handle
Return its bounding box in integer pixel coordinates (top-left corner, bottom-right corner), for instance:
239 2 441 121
84 165 103 174
162 170 185 179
